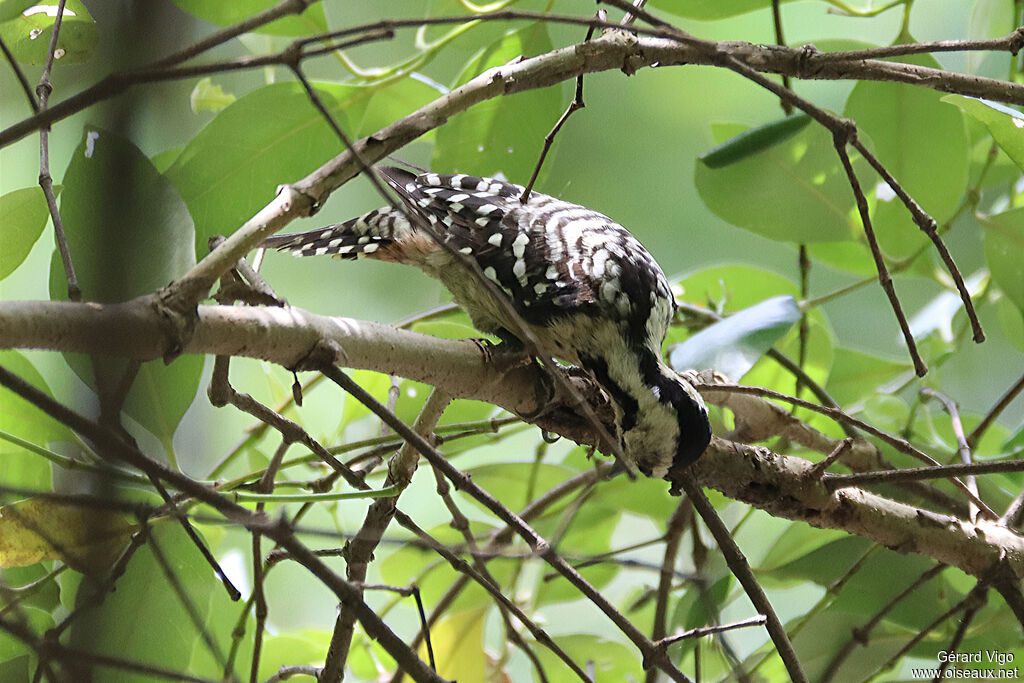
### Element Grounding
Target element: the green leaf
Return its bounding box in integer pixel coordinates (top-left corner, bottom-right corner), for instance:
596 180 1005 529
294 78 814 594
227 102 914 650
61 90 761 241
51 127 202 445
695 122 862 242
0 0 34 23
432 22 562 183
189 77 236 114
650 0 787 20
980 206 1024 313
65 523 217 682
845 49 969 259
0 0 96 64
0 607 51 669
669 295 801 379
0 350 69 491
356 74 447 138
967 0 1014 74
943 95 1024 172
908 271 988 342
826 347 912 406
171 0 327 36
165 81 373 259
995 295 1024 352
699 114 811 168
533 635 643 681
0 187 49 282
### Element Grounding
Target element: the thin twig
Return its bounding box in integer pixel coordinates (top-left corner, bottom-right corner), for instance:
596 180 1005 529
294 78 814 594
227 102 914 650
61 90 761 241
803 437 854 480
850 137 984 344
818 563 947 683
678 474 807 683
0 363 448 683
770 0 793 114
316 364 690 682
933 589 986 682
700 382 998 519
922 388 981 523
646 500 690 683
967 371 1024 448
0 35 38 112
35 0 79 301
833 137 926 375
655 615 767 649
320 388 450 683
825 459 1024 488
520 10 600 202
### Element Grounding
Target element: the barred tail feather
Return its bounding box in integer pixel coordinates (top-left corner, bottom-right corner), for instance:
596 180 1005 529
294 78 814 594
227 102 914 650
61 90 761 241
262 206 409 260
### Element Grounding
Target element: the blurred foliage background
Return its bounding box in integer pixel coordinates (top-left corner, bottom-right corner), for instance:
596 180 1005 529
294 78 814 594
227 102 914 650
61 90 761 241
1 0 1024 681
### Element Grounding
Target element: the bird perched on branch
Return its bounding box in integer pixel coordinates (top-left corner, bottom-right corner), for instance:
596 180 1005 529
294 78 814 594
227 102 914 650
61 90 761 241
264 166 711 479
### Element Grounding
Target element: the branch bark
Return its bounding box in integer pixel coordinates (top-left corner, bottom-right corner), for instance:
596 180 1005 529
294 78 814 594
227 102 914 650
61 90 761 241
2 298 1021 583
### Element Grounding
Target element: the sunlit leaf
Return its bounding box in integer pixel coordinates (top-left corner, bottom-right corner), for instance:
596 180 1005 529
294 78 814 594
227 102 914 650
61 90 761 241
0 0 35 23
0 187 50 282
432 22 562 183
669 295 801 379
189 77 235 114
0 498 135 574
943 95 1024 172
0 0 96 64
908 271 988 342
419 608 486 682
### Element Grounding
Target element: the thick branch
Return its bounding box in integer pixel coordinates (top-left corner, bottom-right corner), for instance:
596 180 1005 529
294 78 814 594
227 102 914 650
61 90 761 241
0 299 1022 582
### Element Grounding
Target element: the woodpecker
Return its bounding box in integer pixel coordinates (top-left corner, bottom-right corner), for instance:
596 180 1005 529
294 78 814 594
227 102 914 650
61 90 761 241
264 167 711 479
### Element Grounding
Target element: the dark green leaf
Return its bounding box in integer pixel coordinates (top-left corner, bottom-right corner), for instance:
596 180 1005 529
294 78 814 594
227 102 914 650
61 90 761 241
65 523 217 682
165 81 372 259
171 0 326 36
669 295 801 379
51 127 201 445
0 0 34 23
432 22 562 183
0 187 49 282
0 0 96 64
699 114 811 168
695 122 862 242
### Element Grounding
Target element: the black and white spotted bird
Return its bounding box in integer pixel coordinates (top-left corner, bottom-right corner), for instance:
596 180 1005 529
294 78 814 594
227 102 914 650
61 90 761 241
263 167 711 479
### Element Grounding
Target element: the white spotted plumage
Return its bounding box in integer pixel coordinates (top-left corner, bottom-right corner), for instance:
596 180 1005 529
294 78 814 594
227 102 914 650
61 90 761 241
263 167 711 478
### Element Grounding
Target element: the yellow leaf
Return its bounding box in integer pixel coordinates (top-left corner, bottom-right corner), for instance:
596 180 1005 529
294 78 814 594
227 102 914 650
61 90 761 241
419 607 487 682
0 498 137 574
